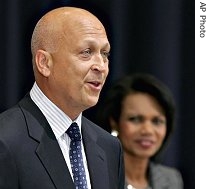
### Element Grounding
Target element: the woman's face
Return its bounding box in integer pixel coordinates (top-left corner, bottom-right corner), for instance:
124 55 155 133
118 92 167 159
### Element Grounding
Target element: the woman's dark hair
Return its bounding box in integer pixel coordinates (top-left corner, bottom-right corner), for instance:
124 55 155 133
97 73 176 160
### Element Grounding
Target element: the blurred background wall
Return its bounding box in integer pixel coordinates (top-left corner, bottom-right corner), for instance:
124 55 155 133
0 1 194 188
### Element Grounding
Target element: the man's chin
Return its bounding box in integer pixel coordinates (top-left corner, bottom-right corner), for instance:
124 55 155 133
86 97 99 108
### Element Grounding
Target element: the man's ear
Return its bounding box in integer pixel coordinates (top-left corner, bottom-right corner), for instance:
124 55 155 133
35 50 52 77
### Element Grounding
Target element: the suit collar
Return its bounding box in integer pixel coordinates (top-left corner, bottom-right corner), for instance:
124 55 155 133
30 83 83 139
19 95 75 189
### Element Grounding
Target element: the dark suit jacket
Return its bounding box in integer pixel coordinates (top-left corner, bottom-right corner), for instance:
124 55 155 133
0 95 125 189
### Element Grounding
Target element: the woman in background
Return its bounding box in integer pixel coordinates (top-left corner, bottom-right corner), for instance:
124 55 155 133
97 73 183 189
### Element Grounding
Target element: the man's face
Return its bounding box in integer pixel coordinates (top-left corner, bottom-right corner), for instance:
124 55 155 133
48 18 110 116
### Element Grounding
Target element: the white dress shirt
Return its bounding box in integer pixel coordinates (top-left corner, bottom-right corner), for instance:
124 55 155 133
30 82 91 188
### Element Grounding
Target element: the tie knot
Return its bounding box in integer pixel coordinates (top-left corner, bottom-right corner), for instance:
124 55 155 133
66 122 81 141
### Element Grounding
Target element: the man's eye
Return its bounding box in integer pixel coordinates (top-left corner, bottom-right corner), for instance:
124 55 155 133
81 49 92 57
101 51 110 58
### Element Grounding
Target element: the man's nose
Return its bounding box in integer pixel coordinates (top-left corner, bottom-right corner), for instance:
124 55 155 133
91 54 108 72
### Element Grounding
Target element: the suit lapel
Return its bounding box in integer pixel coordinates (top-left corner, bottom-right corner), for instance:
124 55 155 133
19 95 75 189
36 131 74 189
82 118 109 189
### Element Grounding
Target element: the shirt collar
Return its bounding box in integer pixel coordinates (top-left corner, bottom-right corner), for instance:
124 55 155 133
30 82 82 139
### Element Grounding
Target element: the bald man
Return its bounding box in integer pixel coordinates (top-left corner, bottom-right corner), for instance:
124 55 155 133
0 7 124 189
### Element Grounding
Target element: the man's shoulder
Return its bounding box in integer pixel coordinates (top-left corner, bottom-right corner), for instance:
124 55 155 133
82 116 120 144
0 94 32 123
82 116 110 136
0 105 23 123
0 104 26 141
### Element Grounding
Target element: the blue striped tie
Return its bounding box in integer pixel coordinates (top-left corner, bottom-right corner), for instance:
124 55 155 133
66 122 88 189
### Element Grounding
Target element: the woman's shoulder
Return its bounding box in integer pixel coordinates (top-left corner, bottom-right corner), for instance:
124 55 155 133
149 162 183 189
150 162 181 176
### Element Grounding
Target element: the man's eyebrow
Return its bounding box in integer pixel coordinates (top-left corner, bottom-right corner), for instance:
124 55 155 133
82 39 110 49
